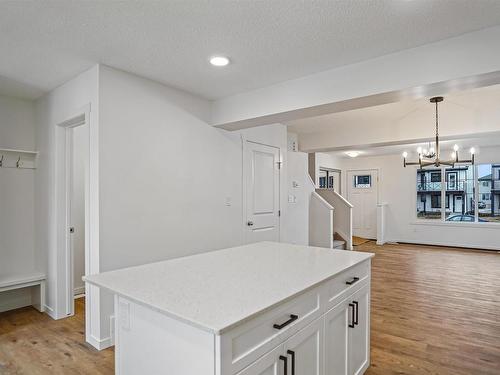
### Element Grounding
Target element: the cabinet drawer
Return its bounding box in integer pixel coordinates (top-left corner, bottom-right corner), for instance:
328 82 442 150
218 286 322 375
325 260 370 310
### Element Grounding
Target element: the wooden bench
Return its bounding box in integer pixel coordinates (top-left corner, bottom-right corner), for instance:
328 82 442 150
0 272 46 312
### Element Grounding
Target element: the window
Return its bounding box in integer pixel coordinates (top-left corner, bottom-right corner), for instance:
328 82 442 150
318 168 340 191
430 172 441 182
416 170 442 219
431 195 441 208
478 164 500 222
354 175 371 188
416 164 500 223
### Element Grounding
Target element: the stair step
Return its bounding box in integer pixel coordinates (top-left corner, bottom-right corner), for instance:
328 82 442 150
332 240 346 249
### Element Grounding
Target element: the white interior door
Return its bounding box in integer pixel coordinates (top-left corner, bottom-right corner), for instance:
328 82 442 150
347 170 378 239
245 141 280 243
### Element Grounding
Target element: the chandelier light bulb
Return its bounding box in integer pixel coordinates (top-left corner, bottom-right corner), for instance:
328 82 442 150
417 147 422 154
451 152 456 159
429 147 435 154
453 144 459 152
402 151 408 158
470 147 475 155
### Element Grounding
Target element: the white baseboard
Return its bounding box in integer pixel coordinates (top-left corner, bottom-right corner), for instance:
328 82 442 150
87 333 114 350
386 238 500 251
44 304 57 319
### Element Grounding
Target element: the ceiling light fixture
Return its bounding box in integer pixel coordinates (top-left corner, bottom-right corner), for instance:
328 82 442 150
346 151 360 158
209 56 230 67
402 97 475 168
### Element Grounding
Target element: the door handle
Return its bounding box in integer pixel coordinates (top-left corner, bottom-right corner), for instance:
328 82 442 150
273 314 298 330
279 355 288 375
287 350 295 375
353 301 359 325
348 303 355 328
247 221 254 226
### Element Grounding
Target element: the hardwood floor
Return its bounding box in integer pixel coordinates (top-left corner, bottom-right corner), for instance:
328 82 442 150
357 242 500 375
0 298 113 374
0 243 499 374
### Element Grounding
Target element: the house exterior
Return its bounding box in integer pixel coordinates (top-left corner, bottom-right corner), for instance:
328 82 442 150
479 164 500 215
416 167 474 218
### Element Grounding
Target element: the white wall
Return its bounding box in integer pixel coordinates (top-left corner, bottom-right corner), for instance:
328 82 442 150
35 65 100 323
0 95 36 311
97 66 289 346
341 147 500 250
285 151 315 245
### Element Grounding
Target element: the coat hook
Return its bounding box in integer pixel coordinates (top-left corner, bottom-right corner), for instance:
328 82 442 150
16 156 21 168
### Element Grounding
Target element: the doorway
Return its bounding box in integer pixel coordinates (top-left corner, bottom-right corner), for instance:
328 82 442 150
347 169 378 239
244 141 280 243
69 126 86 300
62 121 89 317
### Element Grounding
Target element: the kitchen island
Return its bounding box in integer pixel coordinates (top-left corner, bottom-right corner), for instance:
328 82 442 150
84 241 374 375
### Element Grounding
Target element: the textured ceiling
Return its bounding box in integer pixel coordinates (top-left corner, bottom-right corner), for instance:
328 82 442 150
2 1 500 100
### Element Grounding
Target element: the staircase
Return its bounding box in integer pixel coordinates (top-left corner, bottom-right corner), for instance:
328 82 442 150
310 189 353 250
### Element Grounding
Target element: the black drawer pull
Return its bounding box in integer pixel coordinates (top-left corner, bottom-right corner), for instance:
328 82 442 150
348 303 355 328
273 314 299 330
287 350 295 375
279 355 288 375
345 277 360 285
353 301 359 325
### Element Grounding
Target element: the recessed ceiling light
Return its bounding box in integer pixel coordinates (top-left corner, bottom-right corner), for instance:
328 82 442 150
346 151 360 158
209 56 230 67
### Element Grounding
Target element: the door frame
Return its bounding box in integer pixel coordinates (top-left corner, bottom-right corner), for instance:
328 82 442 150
242 138 282 243
54 104 103 348
345 168 380 238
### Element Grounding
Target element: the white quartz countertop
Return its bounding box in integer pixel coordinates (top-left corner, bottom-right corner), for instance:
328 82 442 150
84 242 373 334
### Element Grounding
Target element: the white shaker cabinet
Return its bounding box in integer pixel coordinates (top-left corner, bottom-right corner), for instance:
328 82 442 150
324 284 370 375
348 285 370 375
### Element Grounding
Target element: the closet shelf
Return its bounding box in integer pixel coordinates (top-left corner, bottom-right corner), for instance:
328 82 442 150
0 148 38 169
0 148 38 155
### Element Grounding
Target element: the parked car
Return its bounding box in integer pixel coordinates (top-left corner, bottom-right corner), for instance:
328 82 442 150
446 214 487 222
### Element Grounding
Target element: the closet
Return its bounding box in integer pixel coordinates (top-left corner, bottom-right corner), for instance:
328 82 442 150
0 96 44 312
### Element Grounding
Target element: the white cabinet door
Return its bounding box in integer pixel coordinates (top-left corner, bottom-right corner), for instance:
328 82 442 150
348 286 370 375
324 300 350 375
237 345 285 375
284 318 324 375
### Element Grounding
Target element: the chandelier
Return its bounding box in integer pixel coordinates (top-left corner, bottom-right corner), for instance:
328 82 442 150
402 96 475 168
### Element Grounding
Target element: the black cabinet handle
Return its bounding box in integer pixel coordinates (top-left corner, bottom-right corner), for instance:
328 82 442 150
353 301 359 325
279 355 288 375
348 303 355 328
287 350 295 375
273 314 298 330
346 277 360 285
